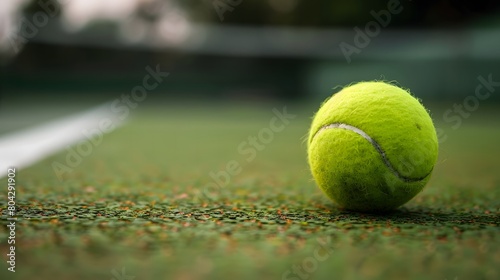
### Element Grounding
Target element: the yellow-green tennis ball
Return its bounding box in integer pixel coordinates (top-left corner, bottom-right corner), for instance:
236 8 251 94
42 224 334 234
307 81 438 212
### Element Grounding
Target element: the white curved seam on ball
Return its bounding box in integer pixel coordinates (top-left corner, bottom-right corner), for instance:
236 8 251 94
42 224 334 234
315 123 430 183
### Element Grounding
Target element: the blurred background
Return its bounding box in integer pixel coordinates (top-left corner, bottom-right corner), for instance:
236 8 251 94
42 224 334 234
1 0 500 106
1 3 500 279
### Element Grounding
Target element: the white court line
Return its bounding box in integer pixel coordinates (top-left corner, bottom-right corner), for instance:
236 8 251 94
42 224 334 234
0 103 125 178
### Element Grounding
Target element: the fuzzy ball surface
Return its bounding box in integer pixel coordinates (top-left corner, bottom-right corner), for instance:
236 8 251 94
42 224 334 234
308 81 438 212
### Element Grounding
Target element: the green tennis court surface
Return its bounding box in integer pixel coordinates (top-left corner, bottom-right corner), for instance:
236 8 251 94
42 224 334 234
1 103 499 280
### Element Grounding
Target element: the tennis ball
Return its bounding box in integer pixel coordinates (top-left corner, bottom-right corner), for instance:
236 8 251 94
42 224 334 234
307 81 438 212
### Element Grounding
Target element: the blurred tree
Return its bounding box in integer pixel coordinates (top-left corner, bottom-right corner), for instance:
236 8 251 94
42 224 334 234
23 0 62 17
19 0 500 28
185 0 500 28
